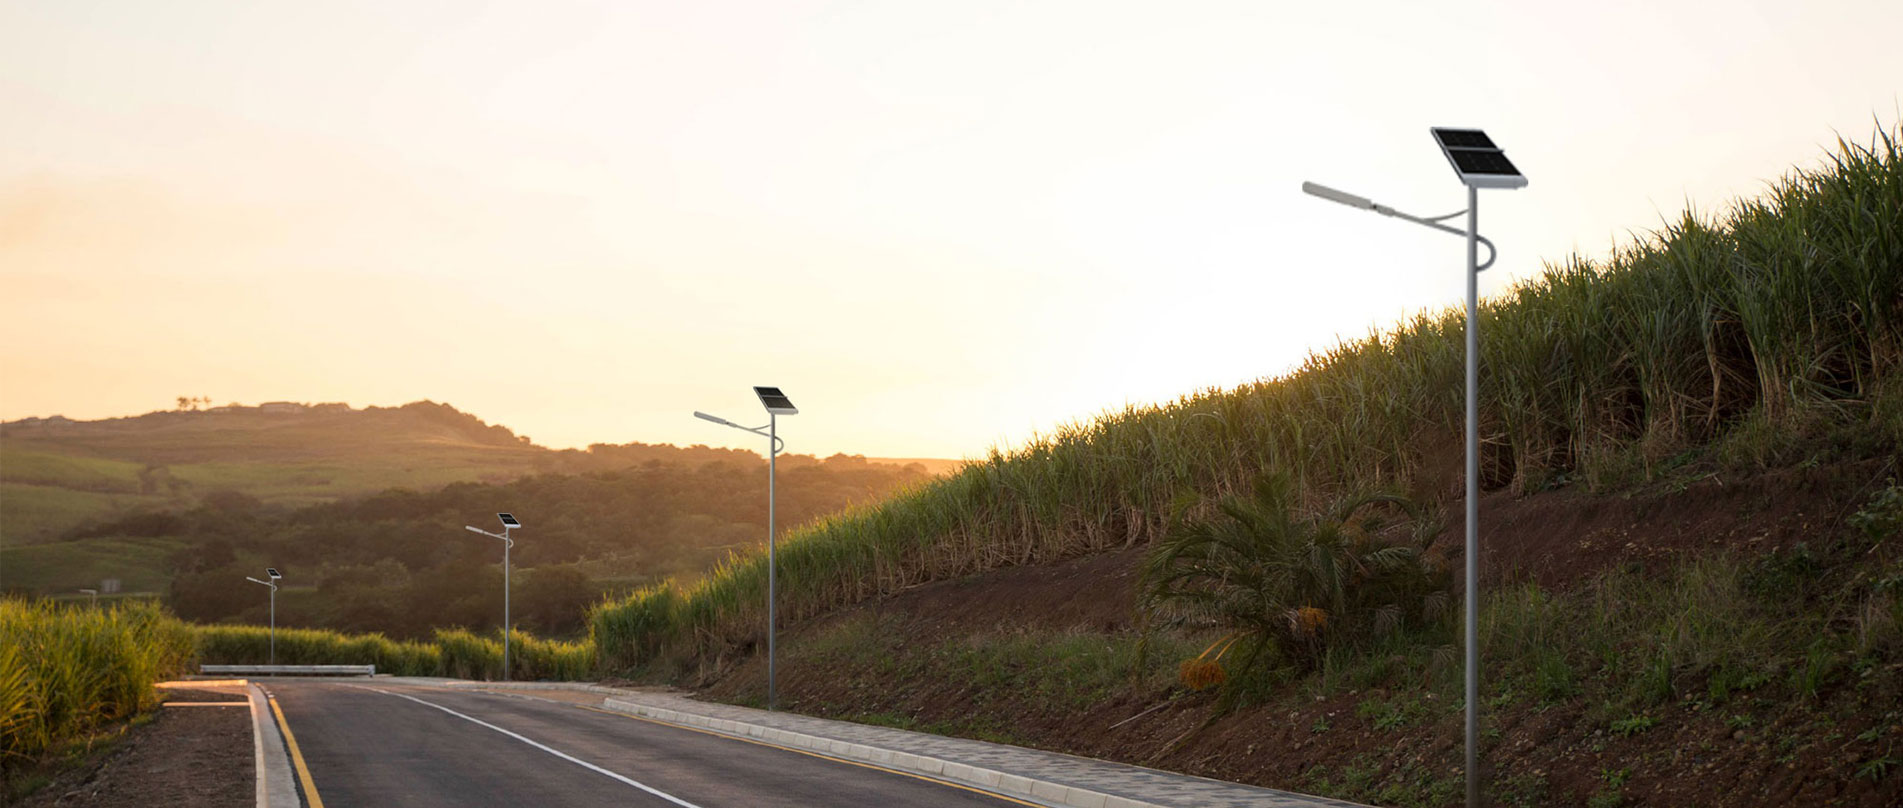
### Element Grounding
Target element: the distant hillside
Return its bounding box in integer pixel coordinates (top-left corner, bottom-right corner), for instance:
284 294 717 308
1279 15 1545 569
0 401 946 543
2 402 949 635
863 457 967 477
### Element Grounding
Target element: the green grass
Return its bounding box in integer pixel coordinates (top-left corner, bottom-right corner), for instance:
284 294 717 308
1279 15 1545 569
0 456 534 542
1306 482 1903 723
166 459 524 503
758 483 1903 806
0 450 144 493
756 611 1198 720
1299 755 1460 808
0 402 557 539
593 127 1903 675
0 483 167 545
0 458 517 541
0 599 195 762
0 536 189 595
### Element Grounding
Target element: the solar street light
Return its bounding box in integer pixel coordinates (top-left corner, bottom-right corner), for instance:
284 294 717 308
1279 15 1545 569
754 386 798 415
695 386 795 710
1305 127 1526 808
246 571 281 665
464 514 520 681
1431 127 1528 190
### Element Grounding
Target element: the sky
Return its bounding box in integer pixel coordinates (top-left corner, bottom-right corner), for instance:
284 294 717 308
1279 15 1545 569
2 0 1899 459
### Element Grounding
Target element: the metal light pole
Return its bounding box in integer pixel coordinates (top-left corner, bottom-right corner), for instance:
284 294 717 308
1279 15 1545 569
695 386 797 710
1304 127 1526 808
246 568 282 665
465 514 521 681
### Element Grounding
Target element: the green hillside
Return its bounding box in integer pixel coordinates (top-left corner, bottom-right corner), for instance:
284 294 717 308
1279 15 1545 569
592 126 1903 674
0 400 763 542
1 402 946 636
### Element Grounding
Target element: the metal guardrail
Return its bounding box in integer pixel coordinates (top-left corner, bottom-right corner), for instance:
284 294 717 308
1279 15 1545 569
201 664 376 676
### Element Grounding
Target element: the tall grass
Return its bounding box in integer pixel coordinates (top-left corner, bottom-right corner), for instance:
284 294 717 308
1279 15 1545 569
194 624 594 681
194 624 443 675
593 126 1903 675
434 628 596 681
0 599 194 761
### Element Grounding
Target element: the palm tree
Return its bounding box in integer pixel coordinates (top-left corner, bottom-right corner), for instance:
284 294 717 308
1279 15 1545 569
1141 473 1448 683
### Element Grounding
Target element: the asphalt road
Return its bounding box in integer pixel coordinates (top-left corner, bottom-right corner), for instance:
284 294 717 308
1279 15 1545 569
265 680 1028 808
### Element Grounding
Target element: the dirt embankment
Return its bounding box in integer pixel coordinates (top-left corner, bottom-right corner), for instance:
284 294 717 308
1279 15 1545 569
1470 459 1890 591
700 459 1902 807
7 687 252 808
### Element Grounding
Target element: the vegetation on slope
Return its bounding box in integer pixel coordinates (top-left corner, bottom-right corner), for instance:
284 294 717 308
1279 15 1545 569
728 472 1903 805
593 126 1903 675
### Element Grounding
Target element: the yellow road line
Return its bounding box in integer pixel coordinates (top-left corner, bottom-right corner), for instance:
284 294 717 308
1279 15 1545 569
572 703 1041 807
268 695 326 808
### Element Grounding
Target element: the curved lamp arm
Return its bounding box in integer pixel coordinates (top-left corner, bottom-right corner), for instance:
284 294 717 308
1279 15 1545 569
1303 182 1498 271
694 411 786 453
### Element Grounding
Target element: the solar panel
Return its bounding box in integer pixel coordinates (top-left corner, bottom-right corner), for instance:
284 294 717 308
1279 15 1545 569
1431 127 1527 189
1434 129 1496 149
498 513 521 528
1449 150 1520 176
754 386 798 415
266 568 282 579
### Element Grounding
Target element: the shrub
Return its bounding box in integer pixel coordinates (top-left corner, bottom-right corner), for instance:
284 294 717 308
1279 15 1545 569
1139 474 1449 679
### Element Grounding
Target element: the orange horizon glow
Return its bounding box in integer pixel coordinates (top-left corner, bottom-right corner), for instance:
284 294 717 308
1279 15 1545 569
4 1 1899 458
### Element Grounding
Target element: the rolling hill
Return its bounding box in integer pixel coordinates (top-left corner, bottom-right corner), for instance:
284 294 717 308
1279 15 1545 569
1 401 956 632
0 400 936 544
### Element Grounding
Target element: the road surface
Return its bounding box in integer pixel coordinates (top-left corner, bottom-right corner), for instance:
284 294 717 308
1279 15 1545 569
264 680 1029 807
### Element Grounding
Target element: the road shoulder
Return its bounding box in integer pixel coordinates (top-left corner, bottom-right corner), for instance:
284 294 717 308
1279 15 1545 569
9 682 253 808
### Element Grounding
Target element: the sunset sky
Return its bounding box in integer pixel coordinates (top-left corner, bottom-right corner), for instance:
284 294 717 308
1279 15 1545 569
3 0 1899 459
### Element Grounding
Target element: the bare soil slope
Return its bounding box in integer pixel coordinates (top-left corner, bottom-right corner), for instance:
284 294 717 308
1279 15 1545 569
702 459 1901 807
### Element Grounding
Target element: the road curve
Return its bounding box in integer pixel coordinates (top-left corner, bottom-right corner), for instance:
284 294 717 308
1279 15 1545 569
265 679 1027 808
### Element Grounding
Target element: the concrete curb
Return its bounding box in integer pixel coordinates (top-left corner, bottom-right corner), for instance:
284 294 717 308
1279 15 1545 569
246 682 300 808
435 681 1369 808
437 681 1121 806
596 696 1152 808
436 680 631 697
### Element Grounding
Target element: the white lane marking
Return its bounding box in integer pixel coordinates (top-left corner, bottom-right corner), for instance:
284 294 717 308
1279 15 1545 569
367 687 704 808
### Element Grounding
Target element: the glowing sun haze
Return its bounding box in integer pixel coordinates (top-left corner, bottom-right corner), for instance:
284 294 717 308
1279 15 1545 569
3 0 1898 458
